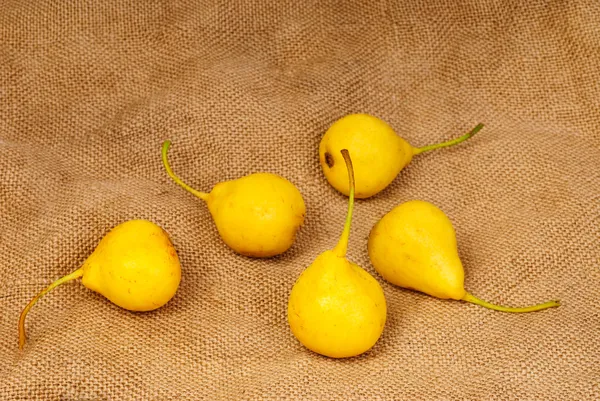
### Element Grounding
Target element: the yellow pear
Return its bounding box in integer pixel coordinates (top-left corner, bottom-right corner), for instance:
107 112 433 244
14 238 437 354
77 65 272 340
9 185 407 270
319 113 483 198
288 149 387 358
368 200 560 313
19 219 181 349
162 141 306 258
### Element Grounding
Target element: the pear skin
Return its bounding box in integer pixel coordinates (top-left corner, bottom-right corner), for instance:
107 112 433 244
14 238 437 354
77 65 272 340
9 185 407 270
162 141 306 258
319 113 483 198
18 220 181 349
368 200 466 300
368 200 560 313
288 149 387 358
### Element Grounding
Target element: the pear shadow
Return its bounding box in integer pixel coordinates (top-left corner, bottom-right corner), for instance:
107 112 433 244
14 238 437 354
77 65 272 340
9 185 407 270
298 339 390 363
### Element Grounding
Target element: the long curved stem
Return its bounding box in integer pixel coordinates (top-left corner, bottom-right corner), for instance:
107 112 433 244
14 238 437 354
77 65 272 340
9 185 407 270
413 123 484 155
19 267 84 350
462 292 560 313
161 141 209 201
333 149 355 258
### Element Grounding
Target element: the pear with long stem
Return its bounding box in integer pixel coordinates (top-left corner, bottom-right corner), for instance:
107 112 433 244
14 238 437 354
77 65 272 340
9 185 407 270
368 200 560 313
288 149 387 358
161 141 306 258
19 220 181 349
319 113 483 198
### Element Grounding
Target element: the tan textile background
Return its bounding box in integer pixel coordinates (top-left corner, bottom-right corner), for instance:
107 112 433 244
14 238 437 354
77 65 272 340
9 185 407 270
1 0 599 399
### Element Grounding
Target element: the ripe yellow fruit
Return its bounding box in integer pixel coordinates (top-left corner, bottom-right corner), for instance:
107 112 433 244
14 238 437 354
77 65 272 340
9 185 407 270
288 150 386 358
162 141 306 258
19 220 181 349
368 200 560 313
319 113 483 198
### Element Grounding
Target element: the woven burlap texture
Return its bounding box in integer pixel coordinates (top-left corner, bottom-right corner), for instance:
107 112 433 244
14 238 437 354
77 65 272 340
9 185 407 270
1 0 599 400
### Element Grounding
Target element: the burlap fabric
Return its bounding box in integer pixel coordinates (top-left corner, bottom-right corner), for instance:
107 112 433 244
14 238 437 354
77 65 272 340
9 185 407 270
1 1 598 399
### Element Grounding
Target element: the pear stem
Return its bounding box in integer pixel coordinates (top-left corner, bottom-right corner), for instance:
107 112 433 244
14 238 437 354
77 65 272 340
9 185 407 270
333 149 355 258
18 267 84 350
462 292 560 313
413 123 484 155
161 140 209 201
